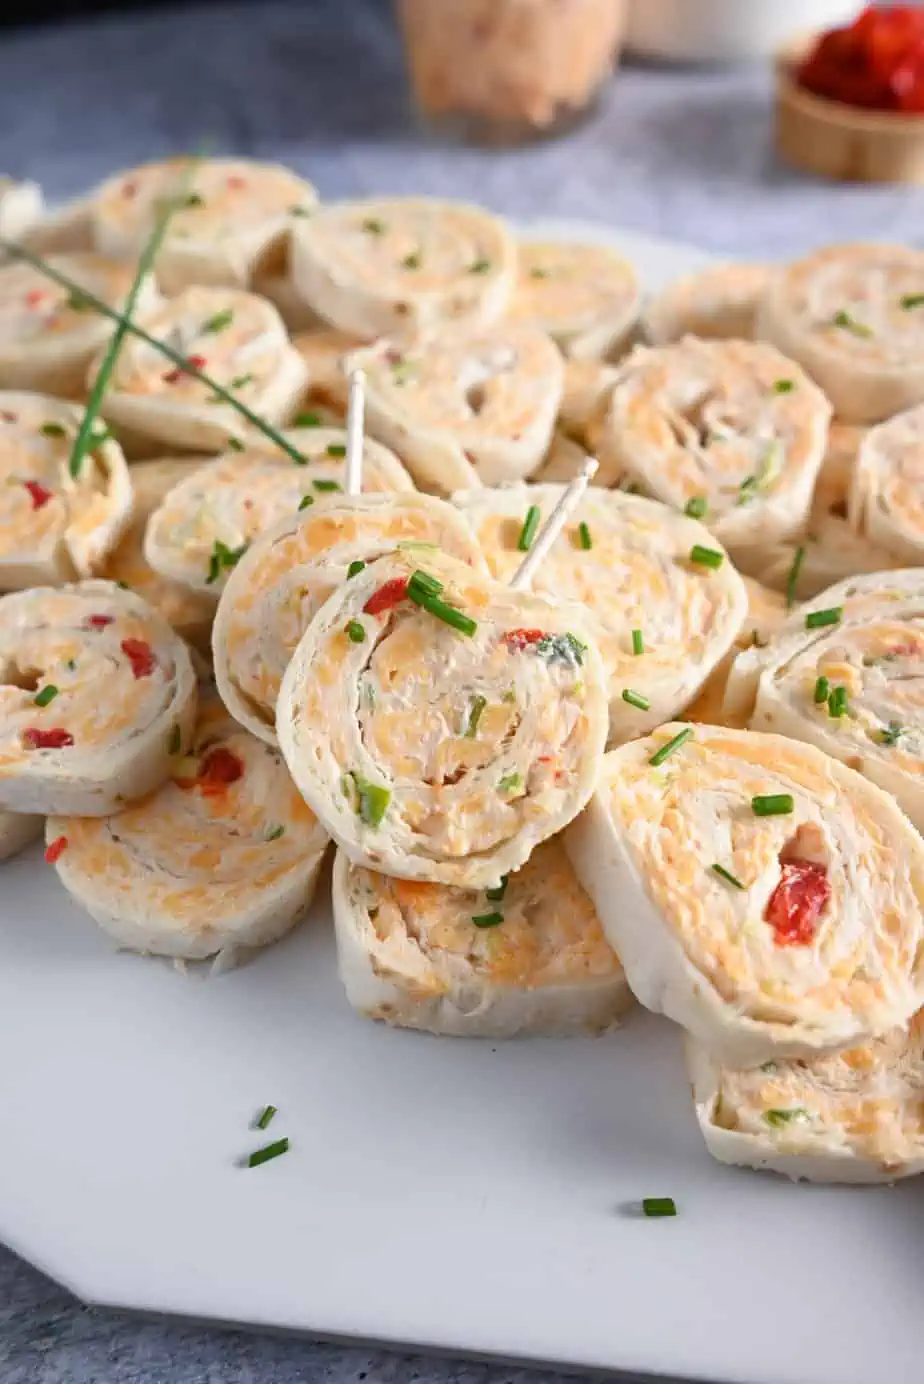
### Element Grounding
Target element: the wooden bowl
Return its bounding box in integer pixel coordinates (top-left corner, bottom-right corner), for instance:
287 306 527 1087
775 36 924 184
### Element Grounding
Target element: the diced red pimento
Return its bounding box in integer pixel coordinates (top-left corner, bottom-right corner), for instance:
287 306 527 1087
364 577 409 615
86 614 114 630
121 637 156 679
24 289 46 308
23 727 74 750
765 858 831 947
44 835 68 864
226 175 247 189
886 642 919 658
163 353 207 384
503 628 546 652
177 746 245 796
23 480 52 510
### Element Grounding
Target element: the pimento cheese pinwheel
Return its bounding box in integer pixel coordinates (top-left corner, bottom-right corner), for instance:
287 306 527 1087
564 723 924 1067
849 403 924 565
101 459 215 650
723 570 924 833
643 263 772 346
144 430 414 598
757 243 924 424
0 580 196 815
0 808 42 861
0 253 160 397
277 550 607 888
91 286 306 454
453 484 747 745
331 837 632 1037
507 241 640 360
213 492 485 747
0 391 132 590
346 325 564 493
291 196 516 338
90 157 318 295
688 1012 924 1183
46 693 328 961
596 338 831 558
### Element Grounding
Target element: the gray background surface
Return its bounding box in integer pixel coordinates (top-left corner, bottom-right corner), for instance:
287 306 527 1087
0 1 920 1381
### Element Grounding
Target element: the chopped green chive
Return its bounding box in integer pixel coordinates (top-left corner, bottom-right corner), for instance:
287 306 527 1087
347 560 366 579
419 594 477 637
828 685 849 718
407 568 444 603
351 774 391 828
362 217 385 234
649 726 693 768
498 772 522 793
40 422 66 438
631 628 644 657
518 505 541 552
901 293 924 310
751 793 794 817
66 658 77 672
265 825 285 842
486 874 509 902
289 205 312 218
326 443 347 459
230 372 254 390
168 724 182 755
346 619 366 644
813 675 829 704
202 308 234 334
226 437 245 452
577 520 592 551
472 912 504 929
772 379 795 393
764 1108 809 1127
529 266 549 279
67 290 92 311
468 258 491 274
206 539 247 585
622 688 650 712
689 545 724 570
255 1104 277 1129
684 496 707 519
642 1197 676 1218
786 545 805 609
832 309 873 338
184 192 204 208
465 694 487 737
402 252 421 270
879 720 904 747
247 1137 289 1168
313 478 342 492
293 411 322 428
298 495 314 510
737 474 758 506
711 863 744 890
805 606 842 630
34 684 58 707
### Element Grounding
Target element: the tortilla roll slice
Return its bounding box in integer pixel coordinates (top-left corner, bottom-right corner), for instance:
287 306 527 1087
346 325 563 493
0 392 133 591
685 577 786 728
0 178 43 247
0 809 42 861
290 196 516 338
144 430 413 598
724 569 924 833
507 241 640 360
453 484 747 745
757 243 924 425
331 837 632 1038
564 723 924 1068
596 338 831 563
91 286 306 454
101 459 215 651
643 262 772 346
91 157 318 295
0 253 160 398
46 693 328 961
277 550 607 888
214 492 485 747
0 579 196 816
848 403 924 565
688 1014 924 1184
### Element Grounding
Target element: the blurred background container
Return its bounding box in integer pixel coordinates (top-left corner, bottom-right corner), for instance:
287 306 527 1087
624 0 860 63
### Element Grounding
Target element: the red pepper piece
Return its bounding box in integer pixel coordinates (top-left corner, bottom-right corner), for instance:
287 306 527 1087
363 577 409 615
44 835 68 864
23 480 52 509
765 859 831 948
24 288 46 308
121 637 156 679
23 727 74 750
226 175 247 189
86 614 114 630
178 745 245 797
163 353 207 384
503 628 546 652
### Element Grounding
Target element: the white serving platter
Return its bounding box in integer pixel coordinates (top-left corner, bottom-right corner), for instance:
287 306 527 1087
0 220 920 1384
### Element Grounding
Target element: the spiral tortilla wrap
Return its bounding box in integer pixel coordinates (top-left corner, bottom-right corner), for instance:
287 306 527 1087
643 262 771 346
507 240 640 360
849 403 924 566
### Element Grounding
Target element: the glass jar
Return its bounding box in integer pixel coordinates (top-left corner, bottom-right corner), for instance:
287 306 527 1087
397 0 626 144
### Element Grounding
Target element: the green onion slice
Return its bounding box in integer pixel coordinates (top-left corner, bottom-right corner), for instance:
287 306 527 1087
247 1137 289 1168
34 684 58 707
689 544 724 570
255 1104 277 1130
711 863 744 890
786 546 805 609
642 1197 676 1218
622 688 650 711
751 793 794 816
472 912 504 929
649 726 693 767
631 628 644 656
465 694 487 738
518 505 541 552
805 606 842 630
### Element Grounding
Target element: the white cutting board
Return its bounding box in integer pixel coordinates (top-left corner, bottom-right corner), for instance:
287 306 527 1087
0 221 919 1384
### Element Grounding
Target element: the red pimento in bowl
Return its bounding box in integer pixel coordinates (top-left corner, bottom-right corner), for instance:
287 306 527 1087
798 6 924 114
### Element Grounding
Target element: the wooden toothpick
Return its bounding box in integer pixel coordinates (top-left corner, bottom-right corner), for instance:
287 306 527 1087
510 460 598 591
